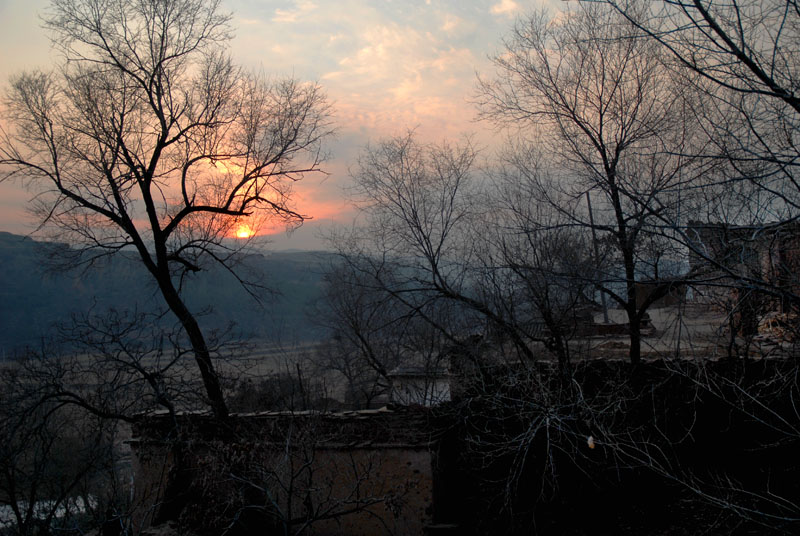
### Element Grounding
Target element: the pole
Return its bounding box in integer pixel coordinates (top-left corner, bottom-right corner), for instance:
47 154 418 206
587 191 610 323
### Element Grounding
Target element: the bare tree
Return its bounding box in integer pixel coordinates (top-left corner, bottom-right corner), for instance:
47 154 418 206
485 159 600 372
312 260 458 408
0 308 233 535
599 0 800 318
326 132 607 385
312 263 404 405
25 309 222 423
329 133 518 358
476 3 707 364
602 0 800 170
326 133 486 351
0 364 115 536
0 0 333 419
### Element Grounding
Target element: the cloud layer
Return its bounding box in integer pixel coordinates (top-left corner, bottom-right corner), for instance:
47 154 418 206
0 0 550 247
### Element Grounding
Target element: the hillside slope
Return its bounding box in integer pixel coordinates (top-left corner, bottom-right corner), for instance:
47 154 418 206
0 232 330 354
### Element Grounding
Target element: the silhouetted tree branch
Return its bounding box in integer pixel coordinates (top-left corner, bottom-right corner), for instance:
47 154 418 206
0 0 333 419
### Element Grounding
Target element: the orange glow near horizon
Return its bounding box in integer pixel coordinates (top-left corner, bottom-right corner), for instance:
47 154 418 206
235 224 255 239
0 0 519 244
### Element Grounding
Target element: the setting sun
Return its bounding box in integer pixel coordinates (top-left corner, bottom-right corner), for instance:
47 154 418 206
235 224 254 239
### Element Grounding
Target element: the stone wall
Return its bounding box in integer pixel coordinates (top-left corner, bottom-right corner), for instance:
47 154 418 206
128 359 800 535
129 407 439 535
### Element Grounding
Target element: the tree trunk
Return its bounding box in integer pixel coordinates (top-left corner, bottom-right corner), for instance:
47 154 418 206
628 315 642 366
157 274 230 420
623 249 641 366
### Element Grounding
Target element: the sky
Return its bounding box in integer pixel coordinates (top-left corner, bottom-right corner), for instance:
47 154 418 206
0 0 551 249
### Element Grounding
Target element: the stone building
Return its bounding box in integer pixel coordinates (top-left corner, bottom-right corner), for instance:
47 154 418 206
687 221 800 312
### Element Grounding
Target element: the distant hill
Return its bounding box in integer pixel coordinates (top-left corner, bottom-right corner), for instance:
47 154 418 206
0 232 332 355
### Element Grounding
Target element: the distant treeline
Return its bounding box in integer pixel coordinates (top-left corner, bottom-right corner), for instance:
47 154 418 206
0 232 329 354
